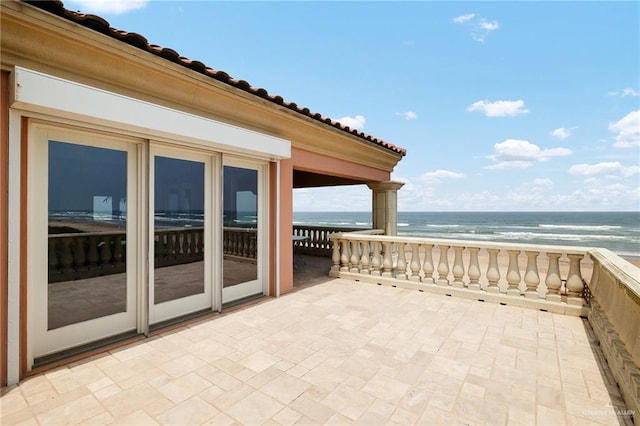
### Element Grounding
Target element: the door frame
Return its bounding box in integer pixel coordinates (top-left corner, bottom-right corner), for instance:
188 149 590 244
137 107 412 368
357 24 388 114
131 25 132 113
27 121 143 363
148 144 217 325
221 156 269 304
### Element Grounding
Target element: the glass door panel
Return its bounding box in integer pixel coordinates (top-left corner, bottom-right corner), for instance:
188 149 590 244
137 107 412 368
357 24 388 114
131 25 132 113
48 142 128 330
30 125 138 360
150 150 211 324
222 164 263 304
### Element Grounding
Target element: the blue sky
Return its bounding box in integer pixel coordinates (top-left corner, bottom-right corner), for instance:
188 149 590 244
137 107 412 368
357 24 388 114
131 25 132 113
67 0 639 212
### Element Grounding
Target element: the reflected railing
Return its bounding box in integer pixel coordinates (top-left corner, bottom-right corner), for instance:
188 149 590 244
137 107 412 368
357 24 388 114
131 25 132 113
48 227 258 283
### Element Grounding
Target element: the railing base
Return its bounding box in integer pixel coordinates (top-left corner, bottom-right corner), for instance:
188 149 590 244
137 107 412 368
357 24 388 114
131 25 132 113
339 271 588 317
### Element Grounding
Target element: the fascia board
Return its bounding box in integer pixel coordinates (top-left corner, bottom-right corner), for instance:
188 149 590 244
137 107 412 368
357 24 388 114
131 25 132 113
11 66 291 159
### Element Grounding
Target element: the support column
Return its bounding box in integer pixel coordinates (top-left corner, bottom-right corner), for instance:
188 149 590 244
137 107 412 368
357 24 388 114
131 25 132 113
367 181 404 236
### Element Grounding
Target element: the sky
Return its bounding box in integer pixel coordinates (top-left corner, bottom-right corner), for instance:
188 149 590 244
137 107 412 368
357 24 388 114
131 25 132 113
65 0 640 212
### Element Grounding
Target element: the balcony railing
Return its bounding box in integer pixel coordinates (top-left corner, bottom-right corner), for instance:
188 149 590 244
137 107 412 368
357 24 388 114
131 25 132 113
328 231 640 417
293 225 383 257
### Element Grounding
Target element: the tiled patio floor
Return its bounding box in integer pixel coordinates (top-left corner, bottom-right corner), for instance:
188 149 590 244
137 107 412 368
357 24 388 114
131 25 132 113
1 259 633 425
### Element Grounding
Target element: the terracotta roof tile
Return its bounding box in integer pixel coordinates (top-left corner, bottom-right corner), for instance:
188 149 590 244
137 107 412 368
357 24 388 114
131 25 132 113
23 0 406 156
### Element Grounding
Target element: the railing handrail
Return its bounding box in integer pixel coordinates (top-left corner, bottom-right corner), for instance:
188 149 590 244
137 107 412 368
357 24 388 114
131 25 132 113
334 231 591 255
589 247 640 302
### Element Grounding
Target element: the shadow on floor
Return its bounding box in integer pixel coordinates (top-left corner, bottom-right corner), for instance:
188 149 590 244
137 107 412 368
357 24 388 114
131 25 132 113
292 254 334 290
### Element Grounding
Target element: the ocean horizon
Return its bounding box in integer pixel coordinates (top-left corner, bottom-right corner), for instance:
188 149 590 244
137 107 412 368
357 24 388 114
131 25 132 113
293 211 640 258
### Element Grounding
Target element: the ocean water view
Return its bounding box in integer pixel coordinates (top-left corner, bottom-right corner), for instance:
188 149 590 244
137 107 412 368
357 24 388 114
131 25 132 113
293 211 640 258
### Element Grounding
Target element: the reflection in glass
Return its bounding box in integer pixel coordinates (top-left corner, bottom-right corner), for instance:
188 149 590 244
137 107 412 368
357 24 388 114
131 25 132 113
223 166 258 287
154 156 205 304
47 141 127 330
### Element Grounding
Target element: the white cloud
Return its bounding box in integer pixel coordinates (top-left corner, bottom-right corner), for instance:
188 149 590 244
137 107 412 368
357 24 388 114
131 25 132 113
68 0 148 14
569 162 640 178
486 139 572 169
395 111 417 120
531 178 553 188
550 127 573 140
337 115 366 130
453 13 476 24
420 169 465 183
608 88 639 97
453 13 499 42
609 110 640 148
468 100 528 117
472 19 500 42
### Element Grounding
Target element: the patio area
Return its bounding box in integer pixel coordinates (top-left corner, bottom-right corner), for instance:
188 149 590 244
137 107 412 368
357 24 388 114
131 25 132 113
0 256 632 425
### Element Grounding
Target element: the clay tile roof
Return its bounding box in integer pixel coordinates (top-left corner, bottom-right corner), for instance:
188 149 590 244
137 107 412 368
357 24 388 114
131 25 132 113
23 0 406 157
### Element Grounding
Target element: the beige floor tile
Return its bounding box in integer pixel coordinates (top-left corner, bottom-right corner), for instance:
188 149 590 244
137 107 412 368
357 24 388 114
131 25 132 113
361 372 412 404
238 350 281 373
271 406 303 425
261 373 312 405
35 394 105 426
101 383 173 419
226 390 284 425
156 396 219 425
108 409 157 425
537 404 567 425
159 353 207 378
321 382 375 421
156 372 212 404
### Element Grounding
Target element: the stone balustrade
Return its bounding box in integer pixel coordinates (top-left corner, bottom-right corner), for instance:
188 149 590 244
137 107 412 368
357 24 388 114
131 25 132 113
587 248 640 418
329 231 640 418
329 232 592 315
293 225 383 257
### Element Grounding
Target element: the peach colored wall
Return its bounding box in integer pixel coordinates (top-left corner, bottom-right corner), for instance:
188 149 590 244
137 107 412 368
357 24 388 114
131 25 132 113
1 71 8 386
292 147 391 182
278 159 294 295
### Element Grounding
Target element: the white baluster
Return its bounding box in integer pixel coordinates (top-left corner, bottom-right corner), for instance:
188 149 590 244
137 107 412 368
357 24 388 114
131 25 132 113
506 250 522 296
437 245 450 286
566 254 584 306
486 249 501 293
382 241 393 278
371 241 381 276
360 240 370 275
396 242 407 280
545 252 562 302
422 244 435 284
467 247 481 291
409 243 421 282
330 237 340 274
340 239 350 272
452 246 465 288
350 240 360 273
524 251 540 299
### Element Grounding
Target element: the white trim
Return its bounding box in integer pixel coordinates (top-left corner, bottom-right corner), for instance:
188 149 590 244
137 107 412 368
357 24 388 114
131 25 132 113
148 146 213 324
275 161 281 298
6 110 22 385
11 67 291 160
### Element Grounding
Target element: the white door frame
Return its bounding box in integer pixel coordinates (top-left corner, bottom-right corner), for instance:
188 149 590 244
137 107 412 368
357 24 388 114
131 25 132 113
148 144 216 325
221 157 269 304
27 122 141 361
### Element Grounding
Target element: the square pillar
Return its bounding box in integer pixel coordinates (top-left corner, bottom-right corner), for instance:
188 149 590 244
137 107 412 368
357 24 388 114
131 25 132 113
367 181 404 236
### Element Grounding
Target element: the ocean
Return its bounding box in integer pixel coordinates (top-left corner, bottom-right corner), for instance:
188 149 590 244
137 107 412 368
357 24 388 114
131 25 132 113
293 211 640 258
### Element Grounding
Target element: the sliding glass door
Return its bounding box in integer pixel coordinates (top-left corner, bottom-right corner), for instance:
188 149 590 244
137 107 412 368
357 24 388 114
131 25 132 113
29 124 139 359
222 160 265 304
149 147 213 325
